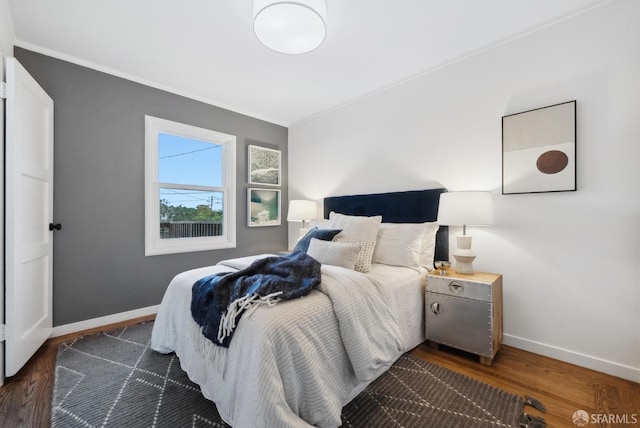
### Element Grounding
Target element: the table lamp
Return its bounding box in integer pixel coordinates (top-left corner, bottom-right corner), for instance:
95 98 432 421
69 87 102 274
436 191 494 274
287 200 318 239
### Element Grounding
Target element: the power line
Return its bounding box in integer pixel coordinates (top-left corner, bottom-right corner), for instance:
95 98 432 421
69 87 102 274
159 145 220 159
161 191 221 203
160 191 222 196
161 199 222 204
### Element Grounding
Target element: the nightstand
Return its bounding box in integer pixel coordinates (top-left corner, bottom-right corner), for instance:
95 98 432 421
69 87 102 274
425 270 503 365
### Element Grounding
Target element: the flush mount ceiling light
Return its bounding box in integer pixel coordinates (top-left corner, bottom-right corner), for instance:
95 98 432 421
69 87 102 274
253 0 327 54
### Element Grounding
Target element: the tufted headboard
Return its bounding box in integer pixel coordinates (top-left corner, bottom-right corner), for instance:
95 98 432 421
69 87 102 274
323 188 449 263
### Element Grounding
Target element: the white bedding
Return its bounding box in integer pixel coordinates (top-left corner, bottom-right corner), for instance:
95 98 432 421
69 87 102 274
151 254 425 427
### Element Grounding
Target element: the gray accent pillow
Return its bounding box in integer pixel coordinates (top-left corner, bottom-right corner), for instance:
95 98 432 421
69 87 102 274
307 238 361 270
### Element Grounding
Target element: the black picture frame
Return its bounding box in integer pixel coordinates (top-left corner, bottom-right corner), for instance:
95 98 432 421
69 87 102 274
502 100 576 195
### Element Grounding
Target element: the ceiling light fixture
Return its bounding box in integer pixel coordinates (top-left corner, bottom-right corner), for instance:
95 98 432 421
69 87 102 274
253 0 327 55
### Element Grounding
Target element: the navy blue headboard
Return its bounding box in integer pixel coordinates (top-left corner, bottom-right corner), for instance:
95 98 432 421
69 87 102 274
323 188 448 262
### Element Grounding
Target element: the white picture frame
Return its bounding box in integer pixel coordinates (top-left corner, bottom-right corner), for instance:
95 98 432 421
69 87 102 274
248 188 281 227
248 145 281 186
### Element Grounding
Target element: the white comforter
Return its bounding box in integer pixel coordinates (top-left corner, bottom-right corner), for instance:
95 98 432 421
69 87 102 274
151 255 423 427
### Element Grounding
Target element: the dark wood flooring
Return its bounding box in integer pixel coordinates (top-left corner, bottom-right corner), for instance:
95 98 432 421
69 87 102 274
1 315 638 427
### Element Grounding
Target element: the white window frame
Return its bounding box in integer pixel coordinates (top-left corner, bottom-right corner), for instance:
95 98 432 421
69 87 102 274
144 115 236 256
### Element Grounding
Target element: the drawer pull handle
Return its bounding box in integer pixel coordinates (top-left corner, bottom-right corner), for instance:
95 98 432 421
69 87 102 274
449 281 464 294
430 302 441 315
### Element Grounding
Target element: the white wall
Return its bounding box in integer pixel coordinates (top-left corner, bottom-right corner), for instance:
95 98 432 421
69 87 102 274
0 0 15 387
0 0 14 56
289 0 640 382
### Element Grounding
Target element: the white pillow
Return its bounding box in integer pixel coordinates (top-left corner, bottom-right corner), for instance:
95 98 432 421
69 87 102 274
373 223 427 270
328 212 382 273
419 222 440 270
328 212 382 242
335 238 376 273
307 238 360 270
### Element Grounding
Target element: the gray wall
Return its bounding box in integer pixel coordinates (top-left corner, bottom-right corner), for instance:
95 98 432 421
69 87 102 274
15 47 289 326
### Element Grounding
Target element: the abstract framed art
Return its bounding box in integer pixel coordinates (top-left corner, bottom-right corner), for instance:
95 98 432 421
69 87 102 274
248 188 281 227
248 145 281 186
502 100 576 194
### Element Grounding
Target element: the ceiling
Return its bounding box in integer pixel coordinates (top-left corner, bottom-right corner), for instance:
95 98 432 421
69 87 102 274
8 0 609 126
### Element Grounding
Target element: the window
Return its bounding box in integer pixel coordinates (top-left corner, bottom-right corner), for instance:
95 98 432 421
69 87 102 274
145 116 236 255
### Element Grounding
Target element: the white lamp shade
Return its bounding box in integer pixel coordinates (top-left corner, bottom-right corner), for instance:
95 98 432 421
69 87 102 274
287 200 317 222
437 191 494 226
253 0 327 54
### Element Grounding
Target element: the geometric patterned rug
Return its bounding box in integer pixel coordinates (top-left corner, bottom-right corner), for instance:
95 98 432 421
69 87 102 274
51 322 223 428
52 321 540 427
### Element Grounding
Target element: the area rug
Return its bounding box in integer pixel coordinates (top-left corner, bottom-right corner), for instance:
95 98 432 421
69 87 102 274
51 322 539 427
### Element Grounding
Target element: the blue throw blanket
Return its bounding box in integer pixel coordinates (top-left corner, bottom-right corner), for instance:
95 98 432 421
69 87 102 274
191 252 321 347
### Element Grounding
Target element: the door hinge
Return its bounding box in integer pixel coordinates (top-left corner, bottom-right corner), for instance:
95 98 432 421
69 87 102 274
0 81 6 99
0 324 6 342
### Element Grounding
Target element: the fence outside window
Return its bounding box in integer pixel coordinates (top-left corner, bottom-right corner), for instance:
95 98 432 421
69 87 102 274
160 222 223 239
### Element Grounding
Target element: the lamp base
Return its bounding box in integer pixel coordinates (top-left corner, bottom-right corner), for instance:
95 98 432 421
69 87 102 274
453 235 476 274
298 227 310 240
452 253 475 274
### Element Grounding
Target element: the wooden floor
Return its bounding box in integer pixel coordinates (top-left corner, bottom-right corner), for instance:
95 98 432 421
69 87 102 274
0 316 638 428
409 344 639 428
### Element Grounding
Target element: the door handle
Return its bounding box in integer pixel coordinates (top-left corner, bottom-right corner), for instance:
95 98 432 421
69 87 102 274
430 302 441 315
49 223 62 231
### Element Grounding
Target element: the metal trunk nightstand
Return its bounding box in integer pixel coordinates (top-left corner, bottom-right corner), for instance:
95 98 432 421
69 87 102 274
425 270 503 365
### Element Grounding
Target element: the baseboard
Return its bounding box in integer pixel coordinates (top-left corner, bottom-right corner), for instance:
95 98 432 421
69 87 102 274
51 305 160 338
503 333 640 383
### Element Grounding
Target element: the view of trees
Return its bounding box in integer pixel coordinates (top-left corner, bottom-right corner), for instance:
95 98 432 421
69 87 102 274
160 199 222 223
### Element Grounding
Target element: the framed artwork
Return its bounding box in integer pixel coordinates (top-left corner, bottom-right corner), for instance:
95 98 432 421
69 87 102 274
502 100 576 194
248 145 281 186
248 188 281 227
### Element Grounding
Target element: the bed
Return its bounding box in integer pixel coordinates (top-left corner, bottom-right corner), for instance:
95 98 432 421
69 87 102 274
151 188 448 427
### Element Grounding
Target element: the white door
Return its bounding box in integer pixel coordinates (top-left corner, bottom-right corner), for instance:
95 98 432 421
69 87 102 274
4 57 54 377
